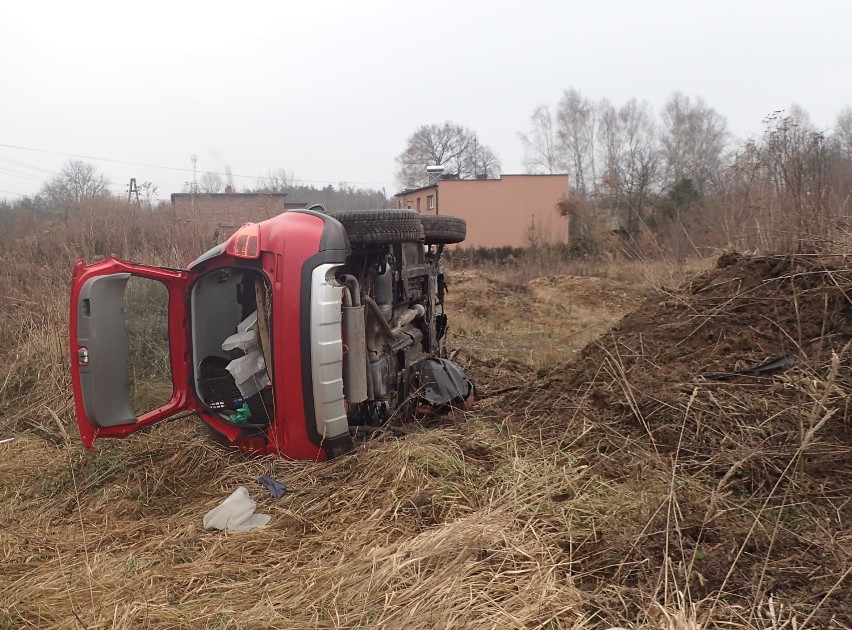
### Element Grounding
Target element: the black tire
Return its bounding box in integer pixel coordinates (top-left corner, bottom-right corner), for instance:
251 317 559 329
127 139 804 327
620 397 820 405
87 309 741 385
328 209 423 246
420 214 466 245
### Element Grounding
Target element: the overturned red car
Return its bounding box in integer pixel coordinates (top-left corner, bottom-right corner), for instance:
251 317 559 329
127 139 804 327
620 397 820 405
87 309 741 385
70 207 473 460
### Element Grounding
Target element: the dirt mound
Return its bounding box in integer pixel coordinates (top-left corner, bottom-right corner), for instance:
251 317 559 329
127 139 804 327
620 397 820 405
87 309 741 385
497 254 852 623
542 253 852 444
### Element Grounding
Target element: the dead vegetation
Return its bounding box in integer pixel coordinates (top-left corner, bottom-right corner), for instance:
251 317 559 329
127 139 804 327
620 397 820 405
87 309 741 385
471 252 852 626
0 205 850 628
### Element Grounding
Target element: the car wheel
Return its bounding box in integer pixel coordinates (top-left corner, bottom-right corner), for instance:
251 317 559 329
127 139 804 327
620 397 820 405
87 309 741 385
326 209 424 246
420 214 466 245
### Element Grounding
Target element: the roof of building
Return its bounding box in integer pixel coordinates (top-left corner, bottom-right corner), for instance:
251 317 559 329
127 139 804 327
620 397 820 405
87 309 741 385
395 183 438 196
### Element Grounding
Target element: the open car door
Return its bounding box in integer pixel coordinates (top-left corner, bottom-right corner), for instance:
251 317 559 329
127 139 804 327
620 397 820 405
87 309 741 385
70 257 201 448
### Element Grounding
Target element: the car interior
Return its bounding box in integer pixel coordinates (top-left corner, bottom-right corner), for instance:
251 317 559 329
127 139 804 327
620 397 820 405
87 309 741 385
191 266 274 426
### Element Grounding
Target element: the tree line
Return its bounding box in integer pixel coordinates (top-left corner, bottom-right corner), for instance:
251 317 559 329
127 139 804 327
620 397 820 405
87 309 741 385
515 89 852 255
3 93 852 256
0 162 391 226
390 92 852 256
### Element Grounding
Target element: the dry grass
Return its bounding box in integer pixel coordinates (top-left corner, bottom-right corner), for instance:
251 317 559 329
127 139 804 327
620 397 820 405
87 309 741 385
444 252 713 370
1 414 717 629
0 207 850 629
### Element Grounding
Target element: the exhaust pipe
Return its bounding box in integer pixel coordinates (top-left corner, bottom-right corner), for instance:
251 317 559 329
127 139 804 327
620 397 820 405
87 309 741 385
340 276 368 403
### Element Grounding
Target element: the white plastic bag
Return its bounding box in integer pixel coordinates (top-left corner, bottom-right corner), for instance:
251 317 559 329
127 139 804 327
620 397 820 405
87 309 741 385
222 329 259 353
237 310 258 334
221 329 270 398
225 350 270 398
203 486 271 533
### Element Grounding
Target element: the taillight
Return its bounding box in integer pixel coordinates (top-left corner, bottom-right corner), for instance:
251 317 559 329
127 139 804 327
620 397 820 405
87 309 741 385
234 435 269 454
225 223 261 259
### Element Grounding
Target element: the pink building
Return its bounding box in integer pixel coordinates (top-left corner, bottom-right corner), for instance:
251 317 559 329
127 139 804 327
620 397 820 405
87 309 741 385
395 174 570 248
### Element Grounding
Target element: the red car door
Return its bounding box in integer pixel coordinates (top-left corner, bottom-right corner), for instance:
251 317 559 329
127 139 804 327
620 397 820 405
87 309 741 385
70 257 201 448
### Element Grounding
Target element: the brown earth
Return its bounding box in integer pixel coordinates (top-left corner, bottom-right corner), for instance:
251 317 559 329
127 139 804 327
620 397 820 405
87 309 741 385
456 253 852 625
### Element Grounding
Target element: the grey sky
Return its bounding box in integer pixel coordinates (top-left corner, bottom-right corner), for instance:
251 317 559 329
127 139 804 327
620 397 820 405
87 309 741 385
1 0 850 202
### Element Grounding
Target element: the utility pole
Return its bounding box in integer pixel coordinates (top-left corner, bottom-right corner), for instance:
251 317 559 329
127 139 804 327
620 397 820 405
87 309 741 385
127 178 139 203
191 154 198 215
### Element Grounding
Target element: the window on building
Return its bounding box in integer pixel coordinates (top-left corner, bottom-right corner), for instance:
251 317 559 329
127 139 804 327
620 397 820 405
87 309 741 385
416 197 421 211
406 201 412 209
427 194 435 210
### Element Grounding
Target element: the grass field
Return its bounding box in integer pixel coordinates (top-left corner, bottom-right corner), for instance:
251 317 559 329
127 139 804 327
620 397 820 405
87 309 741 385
0 211 849 628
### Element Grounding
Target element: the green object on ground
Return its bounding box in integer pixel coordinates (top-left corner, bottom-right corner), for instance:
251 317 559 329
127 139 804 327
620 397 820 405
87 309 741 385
229 403 252 424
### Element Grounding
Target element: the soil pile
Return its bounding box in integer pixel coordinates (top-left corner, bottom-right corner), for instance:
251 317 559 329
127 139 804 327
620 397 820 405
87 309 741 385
491 253 852 624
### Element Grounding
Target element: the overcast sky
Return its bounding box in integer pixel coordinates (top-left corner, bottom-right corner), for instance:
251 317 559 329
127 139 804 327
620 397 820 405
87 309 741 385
1 0 850 202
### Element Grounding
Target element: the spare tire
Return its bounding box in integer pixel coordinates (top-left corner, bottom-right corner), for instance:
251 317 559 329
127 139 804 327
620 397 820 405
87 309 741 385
420 214 466 245
328 209 423 246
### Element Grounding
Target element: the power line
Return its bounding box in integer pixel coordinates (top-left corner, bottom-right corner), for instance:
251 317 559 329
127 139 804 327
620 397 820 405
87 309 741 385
0 188 25 197
0 141 394 187
0 141 214 177
0 166 49 183
0 155 55 174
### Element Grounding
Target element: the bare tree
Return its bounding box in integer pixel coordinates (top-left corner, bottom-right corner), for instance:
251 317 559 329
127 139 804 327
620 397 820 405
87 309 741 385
724 106 839 251
40 160 111 219
137 181 159 211
834 107 852 161
597 98 620 191
659 92 729 194
832 107 852 211
597 99 661 239
395 122 500 188
518 105 562 174
199 171 223 193
467 143 501 180
556 88 597 195
256 168 295 193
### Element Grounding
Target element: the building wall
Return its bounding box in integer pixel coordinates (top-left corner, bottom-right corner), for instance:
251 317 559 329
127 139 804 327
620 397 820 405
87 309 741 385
170 193 304 232
398 188 438 215
396 174 570 248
